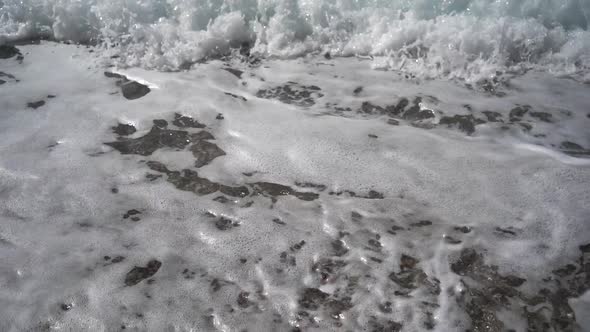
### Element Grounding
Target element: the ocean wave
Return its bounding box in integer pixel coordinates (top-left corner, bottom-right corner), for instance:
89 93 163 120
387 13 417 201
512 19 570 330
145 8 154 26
1 0 589 81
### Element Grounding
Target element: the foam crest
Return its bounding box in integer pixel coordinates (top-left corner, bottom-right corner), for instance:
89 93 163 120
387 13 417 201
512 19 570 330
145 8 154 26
1 0 590 80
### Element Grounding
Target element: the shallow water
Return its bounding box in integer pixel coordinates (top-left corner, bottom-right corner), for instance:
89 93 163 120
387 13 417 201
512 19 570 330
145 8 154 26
0 41 589 331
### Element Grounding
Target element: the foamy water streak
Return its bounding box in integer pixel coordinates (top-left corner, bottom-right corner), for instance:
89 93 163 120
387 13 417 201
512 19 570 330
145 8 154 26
1 0 590 80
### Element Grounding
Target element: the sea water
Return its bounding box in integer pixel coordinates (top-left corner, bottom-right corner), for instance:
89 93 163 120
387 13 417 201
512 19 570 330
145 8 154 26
1 1 589 331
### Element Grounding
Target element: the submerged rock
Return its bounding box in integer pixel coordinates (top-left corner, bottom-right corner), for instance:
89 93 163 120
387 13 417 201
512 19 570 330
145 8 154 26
439 115 484 135
191 140 226 168
0 45 20 59
105 126 192 156
124 260 162 286
298 288 329 310
122 81 150 100
249 182 319 201
147 162 249 197
104 72 150 100
112 123 136 136
256 82 324 107
27 100 45 109
172 113 206 128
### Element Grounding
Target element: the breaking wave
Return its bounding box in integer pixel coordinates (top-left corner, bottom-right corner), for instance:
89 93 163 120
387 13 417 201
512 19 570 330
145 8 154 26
1 0 589 80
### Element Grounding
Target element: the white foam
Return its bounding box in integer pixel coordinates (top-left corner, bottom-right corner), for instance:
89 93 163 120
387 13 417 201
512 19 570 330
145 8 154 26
0 42 589 331
1 0 590 80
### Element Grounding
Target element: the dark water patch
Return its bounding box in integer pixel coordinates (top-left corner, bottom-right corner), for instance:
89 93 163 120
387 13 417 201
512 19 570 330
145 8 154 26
237 291 253 308
256 82 324 107
560 141 590 157
329 190 384 199
191 140 226 168
402 97 435 121
27 100 45 109
444 235 462 244
225 92 247 101
223 68 243 79
104 72 150 100
331 240 349 257
213 196 230 203
105 121 201 156
298 288 329 310
181 269 196 280
312 258 347 283
482 111 503 122
122 209 141 222
454 226 472 234
411 220 433 227
494 226 520 237
213 216 240 231
509 105 531 122
172 113 206 128
112 123 136 136
294 181 326 192
280 251 296 266
146 161 249 197
439 115 484 135
249 182 319 201
367 317 402 332
445 248 590 331
530 111 553 123
103 255 125 266
124 260 162 286
272 218 286 226
0 45 20 59
389 254 439 294
0 71 17 85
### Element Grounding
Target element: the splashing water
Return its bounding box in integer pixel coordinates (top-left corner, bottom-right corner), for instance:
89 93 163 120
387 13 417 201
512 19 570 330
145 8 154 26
1 0 590 80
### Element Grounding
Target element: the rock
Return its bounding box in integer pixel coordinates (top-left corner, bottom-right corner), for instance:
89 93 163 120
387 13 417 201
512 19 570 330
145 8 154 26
482 111 503 122
237 291 252 308
104 72 150 100
530 112 553 123
439 115 482 134
387 119 400 126
27 100 45 109
450 248 479 276
112 123 136 136
561 141 584 150
223 68 243 79
256 83 324 107
250 182 319 201
214 217 240 231
190 140 226 168
147 162 249 198
121 81 150 100
298 288 329 310
509 105 530 122
0 45 20 59
225 92 247 101
124 260 162 286
172 113 206 128
105 125 193 156
402 97 435 121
